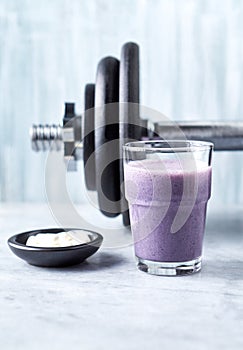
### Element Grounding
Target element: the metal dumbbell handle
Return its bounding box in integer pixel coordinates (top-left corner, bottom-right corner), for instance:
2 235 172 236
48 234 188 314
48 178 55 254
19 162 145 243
155 121 243 151
30 124 63 152
30 121 243 153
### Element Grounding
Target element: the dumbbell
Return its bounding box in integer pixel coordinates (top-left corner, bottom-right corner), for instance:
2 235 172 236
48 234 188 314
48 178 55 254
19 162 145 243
30 42 243 226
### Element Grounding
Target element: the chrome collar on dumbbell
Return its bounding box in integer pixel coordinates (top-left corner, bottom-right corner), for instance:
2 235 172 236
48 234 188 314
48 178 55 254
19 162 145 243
30 103 83 171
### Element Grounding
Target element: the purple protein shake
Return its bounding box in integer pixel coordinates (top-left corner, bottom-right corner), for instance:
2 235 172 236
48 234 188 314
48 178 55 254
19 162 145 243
124 159 212 263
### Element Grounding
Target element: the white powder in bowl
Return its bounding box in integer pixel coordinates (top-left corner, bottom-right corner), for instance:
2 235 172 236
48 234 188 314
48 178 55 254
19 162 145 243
26 230 91 248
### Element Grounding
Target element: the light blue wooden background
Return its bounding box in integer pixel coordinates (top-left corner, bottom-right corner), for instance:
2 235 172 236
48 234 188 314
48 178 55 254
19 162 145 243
0 0 243 211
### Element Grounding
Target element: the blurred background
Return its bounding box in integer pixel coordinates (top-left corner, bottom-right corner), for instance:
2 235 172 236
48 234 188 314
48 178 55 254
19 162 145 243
0 0 243 212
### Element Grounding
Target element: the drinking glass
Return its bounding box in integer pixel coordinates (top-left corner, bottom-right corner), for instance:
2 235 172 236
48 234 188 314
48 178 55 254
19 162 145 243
123 140 213 276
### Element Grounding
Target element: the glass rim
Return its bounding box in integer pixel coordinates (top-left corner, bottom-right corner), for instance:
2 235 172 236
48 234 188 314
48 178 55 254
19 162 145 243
123 140 214 153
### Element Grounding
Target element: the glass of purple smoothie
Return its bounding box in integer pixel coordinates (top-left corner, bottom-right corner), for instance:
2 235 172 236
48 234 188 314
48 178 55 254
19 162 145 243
123 140 213 276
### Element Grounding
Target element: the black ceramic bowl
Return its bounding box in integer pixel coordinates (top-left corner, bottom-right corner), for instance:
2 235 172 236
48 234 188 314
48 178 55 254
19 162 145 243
8 228 103 267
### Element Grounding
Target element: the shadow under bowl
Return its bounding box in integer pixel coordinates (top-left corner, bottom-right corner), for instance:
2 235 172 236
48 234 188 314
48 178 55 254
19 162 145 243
8 228 103 267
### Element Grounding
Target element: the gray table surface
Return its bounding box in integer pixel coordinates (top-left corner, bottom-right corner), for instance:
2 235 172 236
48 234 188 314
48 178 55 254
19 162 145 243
0 203 243 350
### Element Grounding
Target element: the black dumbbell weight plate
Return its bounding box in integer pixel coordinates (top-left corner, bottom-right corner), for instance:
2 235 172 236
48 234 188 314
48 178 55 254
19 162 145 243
83 84 96 191
95 57 121 217
119 42 140 226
